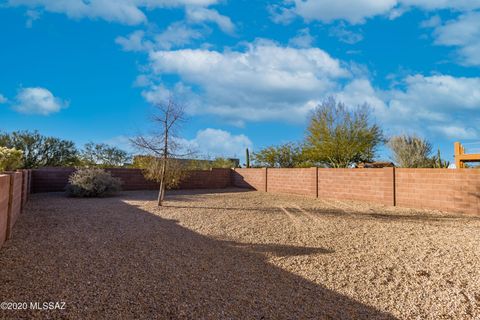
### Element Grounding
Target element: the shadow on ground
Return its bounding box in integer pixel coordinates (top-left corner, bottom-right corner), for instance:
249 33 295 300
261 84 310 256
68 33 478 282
0 192 397 319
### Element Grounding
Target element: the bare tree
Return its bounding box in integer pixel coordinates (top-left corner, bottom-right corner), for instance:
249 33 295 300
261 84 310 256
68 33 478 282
388 134 432 168
130 97 187 206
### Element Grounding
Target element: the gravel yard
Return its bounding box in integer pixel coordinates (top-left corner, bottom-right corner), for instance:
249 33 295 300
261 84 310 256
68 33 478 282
1 189 479 319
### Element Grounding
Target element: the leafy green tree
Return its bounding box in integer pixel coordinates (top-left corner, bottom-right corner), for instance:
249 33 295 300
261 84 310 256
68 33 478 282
388 135 433 168
304 98 384 168
210 157 236 168
81 142 130 168
253 142 306 168
0 147 23 172
0 130 79 168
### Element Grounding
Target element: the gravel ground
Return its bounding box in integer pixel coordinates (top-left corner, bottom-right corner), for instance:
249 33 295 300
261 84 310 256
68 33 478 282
0 189 479 319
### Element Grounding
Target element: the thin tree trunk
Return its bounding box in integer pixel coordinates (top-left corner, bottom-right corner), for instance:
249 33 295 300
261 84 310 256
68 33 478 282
158 126 169 206
157 158 166 206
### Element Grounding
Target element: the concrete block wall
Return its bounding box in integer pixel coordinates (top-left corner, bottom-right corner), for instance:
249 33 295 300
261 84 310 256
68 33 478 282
0 170 32 250
0 175 10 249
232 167 480 215
179 169 232 189
232 168 267 191
7 172 23 239
31 167 233 193
267 168 318 197
318 168 395 206
395 169 480 215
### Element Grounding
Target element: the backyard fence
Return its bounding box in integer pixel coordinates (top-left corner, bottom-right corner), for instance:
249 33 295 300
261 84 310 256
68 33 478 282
232 167 480 215
1 165 479 250
0 170 32 250
31 167 232 193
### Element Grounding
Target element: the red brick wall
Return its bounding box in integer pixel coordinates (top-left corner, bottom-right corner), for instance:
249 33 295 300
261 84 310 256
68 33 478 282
32 168 75 193
232 168 267 191
21 169 30 208
6 172 23 239
0 175 10 248
267 168 317 197
32 167 233 193
318 168 394 205
395 169 480 215
179 169 232 189
108 169 159 191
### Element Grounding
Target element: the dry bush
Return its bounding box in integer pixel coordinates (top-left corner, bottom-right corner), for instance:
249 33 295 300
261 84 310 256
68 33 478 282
66 168 122 197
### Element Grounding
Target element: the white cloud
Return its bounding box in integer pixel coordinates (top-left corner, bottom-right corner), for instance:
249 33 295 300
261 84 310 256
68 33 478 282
328 23 363 44
288 28 314 48
0 94 7 104
429 12 480 66
290 0 397 24
280 0 480 24
334 74 480 139
116 23 203 52
429 125 478 140
180 128 252 159
154 22 204 49
7 0 220 25
116 30 152 52
186 7 235 34
12 87 68 115
147 41 349 124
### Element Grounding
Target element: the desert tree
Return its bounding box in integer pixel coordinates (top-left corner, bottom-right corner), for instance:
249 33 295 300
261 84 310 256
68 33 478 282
81 142 130 168
0 130 79 168
388 135 433 168
303 97 384 168
130 97 187 206
253 142 306 168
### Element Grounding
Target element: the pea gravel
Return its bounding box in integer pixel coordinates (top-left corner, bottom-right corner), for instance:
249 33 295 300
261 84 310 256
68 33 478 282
0 189 479 319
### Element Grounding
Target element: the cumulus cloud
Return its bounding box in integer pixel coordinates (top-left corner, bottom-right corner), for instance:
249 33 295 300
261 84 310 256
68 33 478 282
179 128 252 159
7 0 220 25
186 7 235 34
429 12 480 66
0 94 7 104
116 23 203 52
277 0 480 24
328 23 363 44
12 87 68 115
334 74 480 139
147 41 349 124
288 28 314 48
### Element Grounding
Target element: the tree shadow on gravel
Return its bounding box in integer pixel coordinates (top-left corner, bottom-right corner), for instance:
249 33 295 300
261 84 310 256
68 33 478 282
0 193 398 320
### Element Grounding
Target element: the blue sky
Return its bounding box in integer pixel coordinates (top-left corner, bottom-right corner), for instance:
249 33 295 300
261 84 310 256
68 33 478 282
1 0 480 163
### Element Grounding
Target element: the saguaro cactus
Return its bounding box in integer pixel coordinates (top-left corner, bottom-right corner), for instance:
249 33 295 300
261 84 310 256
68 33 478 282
246 148 250 168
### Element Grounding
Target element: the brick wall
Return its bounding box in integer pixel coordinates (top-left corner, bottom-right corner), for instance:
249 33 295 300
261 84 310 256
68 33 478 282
179 169 232 189
232 168 267 191
25 167 480 215
231 167 480 215
32 167 233 193
0 171 31 249
0 175 10 248
318 168 395 205
21 169 30 209
267 168 318 197
7 172 23 239
395 169 480 215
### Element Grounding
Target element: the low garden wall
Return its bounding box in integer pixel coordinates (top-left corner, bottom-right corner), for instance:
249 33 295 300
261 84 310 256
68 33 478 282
0 170 32 250
232 167 480 215
13 167 480 218
31 168 232 193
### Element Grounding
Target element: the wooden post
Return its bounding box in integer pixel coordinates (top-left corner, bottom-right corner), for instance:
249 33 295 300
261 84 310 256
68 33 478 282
454 142 463 169
264 168 268 193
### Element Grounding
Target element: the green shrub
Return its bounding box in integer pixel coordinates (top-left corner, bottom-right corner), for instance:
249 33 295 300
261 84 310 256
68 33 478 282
66 168 121 197
0 147 23 172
